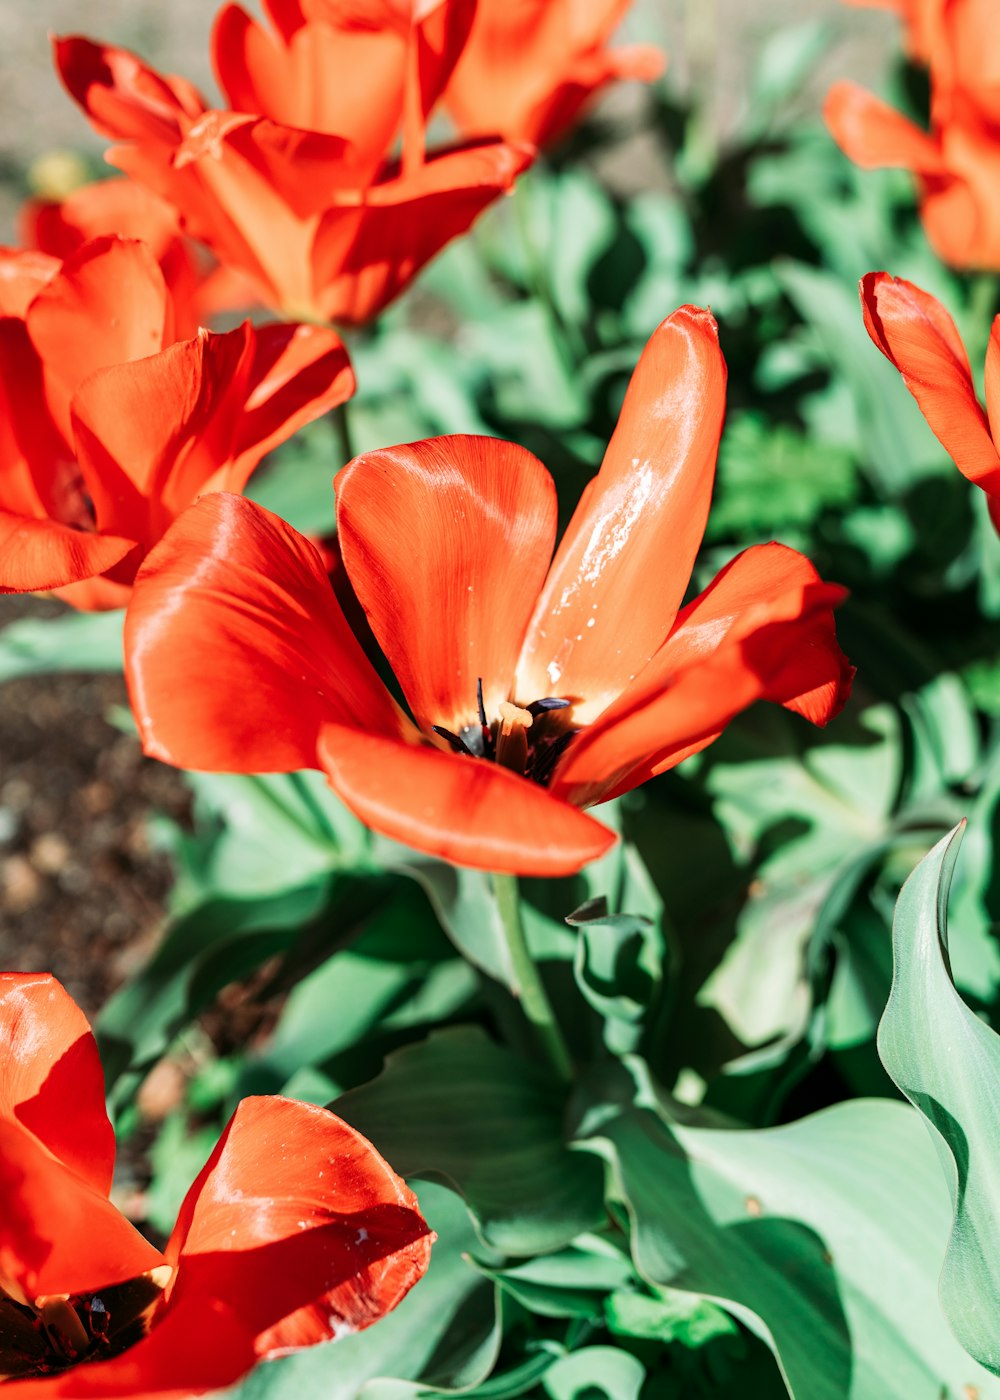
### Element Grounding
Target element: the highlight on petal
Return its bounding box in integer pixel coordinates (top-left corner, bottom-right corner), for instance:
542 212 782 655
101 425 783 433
0 973 115 1195
553 543 853 808
318 723 617 876
860 271 1000 492
824 81 944 171
53 35 207 146
165 1096 433 1356
516 305 727 723
336 435 557 734
125 493 406 776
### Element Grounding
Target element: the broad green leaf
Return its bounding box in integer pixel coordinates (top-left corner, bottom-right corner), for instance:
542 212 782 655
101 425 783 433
480 1237 633 1319
0 606 124 681
333 1027 605 1253
232 1182 500 1400
586 1072 1000 1398
878 823 1000 1374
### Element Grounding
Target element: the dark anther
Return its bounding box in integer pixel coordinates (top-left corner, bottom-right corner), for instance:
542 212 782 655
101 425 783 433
475 678 495 758
476 678 487 727
528 729 580 786
526 697 571 717
432 725 476 758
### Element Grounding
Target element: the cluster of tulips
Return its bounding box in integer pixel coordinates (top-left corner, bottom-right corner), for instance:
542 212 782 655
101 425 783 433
1 0 1000 1394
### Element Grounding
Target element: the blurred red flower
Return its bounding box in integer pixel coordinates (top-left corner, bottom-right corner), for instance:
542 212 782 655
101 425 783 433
827 0 1000 268
124 306 854 877
54 2 532 324
444 0 663 147
860 269 1000 533
0 235 353 610
0 972 432 1395
20 179 249 340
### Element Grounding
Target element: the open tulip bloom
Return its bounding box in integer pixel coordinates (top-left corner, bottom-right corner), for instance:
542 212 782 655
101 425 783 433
0 972 431 1395
861 270 1000 534
0 234 353 609
124 306 853 877
55 1 533 324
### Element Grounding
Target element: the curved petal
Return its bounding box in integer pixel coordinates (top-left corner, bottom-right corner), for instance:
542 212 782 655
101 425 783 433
317 723 617 875
53 35 206 146
0 974 115 1195
518 43 664 147
0 511 138 596
0 1297 256 1399
0 1120 163 1300
71 326 256 547
166 1097 432 1356
26 237 172 443
553 544 853 807
860 271 1000 492
231 321 355 483
311 138 533 324
336 436 557 734
824 81 944 171
0 250 59 318
516 306 726 723
125 492 406 775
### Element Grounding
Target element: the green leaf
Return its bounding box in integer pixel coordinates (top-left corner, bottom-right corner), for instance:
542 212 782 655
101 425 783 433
232 1182 500 1400
480 1237 634 1319
0 607 124 681
586 1072 1000 1398
568 906 662 1056
333 1027 606 1253
541 1347 645 1400
878 823 1000 1375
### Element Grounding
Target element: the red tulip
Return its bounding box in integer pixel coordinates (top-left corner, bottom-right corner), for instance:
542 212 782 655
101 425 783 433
20 179 246 339
53 3 532 324
828 0 1000 268
124 306 853 877
860 270 1000 533
0 235 353 609
444 0 664 147
0 972 432 1395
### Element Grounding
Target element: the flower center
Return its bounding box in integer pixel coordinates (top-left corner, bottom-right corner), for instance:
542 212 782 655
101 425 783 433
432 681 578 786
0 1267 171 1381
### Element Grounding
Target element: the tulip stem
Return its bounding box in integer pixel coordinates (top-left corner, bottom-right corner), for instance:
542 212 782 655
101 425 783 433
331 401 355 468
492 873 573 1081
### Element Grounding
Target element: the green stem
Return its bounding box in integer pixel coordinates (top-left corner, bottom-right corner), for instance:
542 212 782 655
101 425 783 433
492 872 573 1081
331 400 355 468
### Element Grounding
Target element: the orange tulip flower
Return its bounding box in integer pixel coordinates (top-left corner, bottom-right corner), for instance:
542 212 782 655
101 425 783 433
54 2 532 324
0 972 431 1394
124 306 853 877
0 235 353 609
444 0 663 147
827 0 1000 268
21 178 254 338
860 270 1000 533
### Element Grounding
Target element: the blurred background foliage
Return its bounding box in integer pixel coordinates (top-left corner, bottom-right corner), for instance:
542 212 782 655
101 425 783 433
2 1 1000 1396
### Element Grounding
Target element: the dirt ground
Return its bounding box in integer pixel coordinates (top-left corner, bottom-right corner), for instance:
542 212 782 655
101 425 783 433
0 0 896 1019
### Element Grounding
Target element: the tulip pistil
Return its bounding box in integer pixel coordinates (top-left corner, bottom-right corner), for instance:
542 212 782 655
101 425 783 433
433 682 578 786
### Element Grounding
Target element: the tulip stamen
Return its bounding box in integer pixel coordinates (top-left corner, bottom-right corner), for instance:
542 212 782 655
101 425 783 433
435 682 577 784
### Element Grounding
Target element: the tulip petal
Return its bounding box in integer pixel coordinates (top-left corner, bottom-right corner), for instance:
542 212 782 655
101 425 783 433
516 306 726 723
0 511 138 595
166 1097 432 1356
53 35 206 145
0 974 115 1196
233 321 355 481
336 435 557 734
0 250 59 319
125 492 406 775
317 723 616 875
311 138 533 324
553 544 852 807
26 237 172 443
861 271 1000 492
0 1297 257 1399
824 81 944 172
0 1120 163 1300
